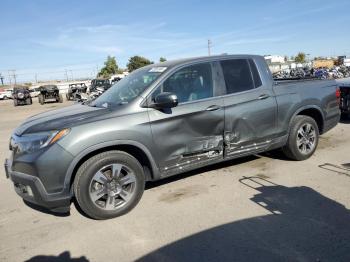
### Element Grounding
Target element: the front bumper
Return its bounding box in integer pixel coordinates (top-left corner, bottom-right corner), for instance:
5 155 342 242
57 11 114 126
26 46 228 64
4 158 71 213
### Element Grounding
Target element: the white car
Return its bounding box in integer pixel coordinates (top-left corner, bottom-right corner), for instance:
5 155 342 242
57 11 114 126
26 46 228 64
29 87 40 98
0 89 13 100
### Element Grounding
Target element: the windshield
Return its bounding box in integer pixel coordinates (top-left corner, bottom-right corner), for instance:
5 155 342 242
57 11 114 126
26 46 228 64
91 66 166 108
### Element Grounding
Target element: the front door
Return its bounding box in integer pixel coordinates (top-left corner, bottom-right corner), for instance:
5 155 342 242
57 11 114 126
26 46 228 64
147 62 225 176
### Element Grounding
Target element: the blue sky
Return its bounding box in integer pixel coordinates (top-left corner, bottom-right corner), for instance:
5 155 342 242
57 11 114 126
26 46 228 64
1 0 350 82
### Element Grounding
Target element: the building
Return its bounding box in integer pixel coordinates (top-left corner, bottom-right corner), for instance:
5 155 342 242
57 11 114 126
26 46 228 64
264 55 285 64
313 59 335 69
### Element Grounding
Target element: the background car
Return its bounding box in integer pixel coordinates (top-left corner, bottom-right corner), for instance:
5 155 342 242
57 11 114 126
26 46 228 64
38 85 63 105
12 86 32 106
0 88 13 100
29 87 40 98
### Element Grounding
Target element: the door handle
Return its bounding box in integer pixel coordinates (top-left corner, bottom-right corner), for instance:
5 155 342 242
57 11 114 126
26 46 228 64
258 94 270 100
206 105 221 111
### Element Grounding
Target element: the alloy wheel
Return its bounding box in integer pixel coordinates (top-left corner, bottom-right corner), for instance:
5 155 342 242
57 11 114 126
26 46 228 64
296 123 316 154
89 164 136 210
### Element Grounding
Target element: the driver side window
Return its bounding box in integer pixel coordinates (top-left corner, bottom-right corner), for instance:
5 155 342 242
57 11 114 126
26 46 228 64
153 63 213 103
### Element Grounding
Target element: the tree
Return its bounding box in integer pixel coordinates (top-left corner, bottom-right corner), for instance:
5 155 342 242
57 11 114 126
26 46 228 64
98 56 119 78
294 52 306 63
127 56 153 72
159 57 167 62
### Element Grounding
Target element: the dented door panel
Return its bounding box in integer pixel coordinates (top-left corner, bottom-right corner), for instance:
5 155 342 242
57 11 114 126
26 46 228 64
223 87 278 156
148 98 224 175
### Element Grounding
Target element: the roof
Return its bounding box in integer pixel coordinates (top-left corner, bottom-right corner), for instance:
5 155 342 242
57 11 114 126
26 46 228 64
145 54 263 69
39 84 58 88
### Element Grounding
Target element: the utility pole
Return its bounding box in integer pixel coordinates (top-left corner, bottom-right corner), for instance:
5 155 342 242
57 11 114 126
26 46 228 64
0 73 3 85
70 70 74 81
10 70 17 86
8 70 12 85
35 74 38 83
208 39 212 56
64 69 68 82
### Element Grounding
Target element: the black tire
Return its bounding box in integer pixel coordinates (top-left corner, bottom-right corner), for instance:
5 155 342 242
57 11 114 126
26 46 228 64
59 94 63 103
282 115 319 161
14 99 18 107
66 94 70 101
3 96 8 100
25 97 31 105
74 151 145 220
341 113 350 120
38 94 44 105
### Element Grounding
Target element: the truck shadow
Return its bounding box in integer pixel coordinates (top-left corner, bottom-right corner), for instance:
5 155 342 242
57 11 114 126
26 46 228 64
138 177 350 262
25 251 88 262
318 162 350 177
23 200 70 217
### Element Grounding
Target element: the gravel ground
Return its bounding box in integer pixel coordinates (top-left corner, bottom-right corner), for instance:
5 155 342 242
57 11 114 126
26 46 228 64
0 98 349 262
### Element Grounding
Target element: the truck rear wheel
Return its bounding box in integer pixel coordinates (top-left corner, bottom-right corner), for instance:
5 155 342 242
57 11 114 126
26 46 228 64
59 94 63 103
282 115 319 161
14 99 18 107
73 151 145 220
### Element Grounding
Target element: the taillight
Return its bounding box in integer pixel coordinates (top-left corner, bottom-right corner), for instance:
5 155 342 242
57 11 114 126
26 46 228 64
336 87 341 105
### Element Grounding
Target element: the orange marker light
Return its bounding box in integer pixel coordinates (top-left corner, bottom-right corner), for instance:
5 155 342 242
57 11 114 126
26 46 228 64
49 129 70 145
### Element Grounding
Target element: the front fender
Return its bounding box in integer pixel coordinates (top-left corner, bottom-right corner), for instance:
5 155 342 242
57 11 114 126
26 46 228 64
62 140 160 194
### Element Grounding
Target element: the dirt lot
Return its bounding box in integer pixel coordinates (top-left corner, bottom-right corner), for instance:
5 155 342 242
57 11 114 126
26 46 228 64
0 99 350 262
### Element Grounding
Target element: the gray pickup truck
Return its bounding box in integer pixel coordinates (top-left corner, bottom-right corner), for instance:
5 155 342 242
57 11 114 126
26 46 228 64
4 55 340 219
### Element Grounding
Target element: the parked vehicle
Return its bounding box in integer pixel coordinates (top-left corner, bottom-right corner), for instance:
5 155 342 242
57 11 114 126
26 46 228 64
90 79 111 92
38 85 63 105
4 55 340 219
337 79 350 118
111 76 122 85
66 83 88 101
29 87 40 98
12 86 32 106
0 89 13 100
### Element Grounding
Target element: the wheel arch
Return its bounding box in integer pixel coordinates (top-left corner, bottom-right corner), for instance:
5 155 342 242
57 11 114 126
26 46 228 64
291 105 325 134
64 140 160 193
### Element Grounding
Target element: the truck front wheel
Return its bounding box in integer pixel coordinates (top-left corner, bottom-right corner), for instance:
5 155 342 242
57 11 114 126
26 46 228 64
73 151 145 219
282 115 319 161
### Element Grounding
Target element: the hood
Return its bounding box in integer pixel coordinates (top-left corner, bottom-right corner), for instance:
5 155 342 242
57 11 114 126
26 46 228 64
14 104 109 136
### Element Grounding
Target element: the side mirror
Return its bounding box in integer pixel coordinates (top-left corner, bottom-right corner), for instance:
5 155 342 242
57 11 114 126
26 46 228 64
152 92 178 109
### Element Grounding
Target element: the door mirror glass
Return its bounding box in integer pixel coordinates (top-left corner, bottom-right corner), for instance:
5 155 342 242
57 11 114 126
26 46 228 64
152 92 178 109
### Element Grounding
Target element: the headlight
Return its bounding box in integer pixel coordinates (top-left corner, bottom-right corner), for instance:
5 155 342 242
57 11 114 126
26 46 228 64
15 129 70 154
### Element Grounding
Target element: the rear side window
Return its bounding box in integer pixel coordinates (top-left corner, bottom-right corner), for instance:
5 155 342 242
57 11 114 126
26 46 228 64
248 59 262 88
220 59 254 94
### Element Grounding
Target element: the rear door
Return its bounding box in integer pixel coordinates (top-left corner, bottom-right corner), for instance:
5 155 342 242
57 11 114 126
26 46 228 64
220 58 278 157
147 62 225 176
